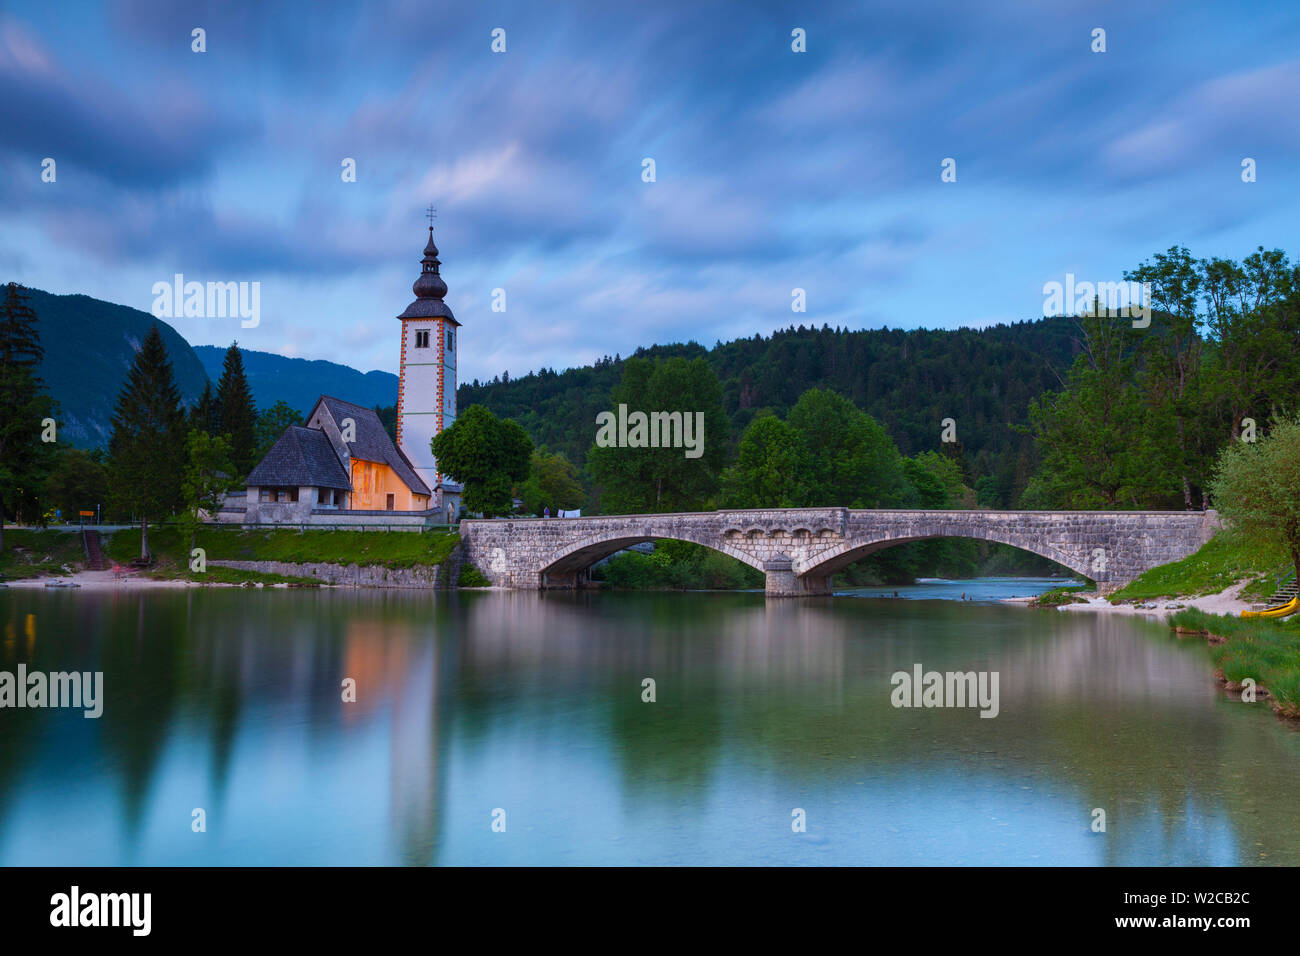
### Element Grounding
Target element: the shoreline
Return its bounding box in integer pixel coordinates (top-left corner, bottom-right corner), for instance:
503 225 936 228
1002 581 1253 618
2 570 1259 608
3 569 309 591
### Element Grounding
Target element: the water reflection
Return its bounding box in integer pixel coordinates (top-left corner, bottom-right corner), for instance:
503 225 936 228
0 584 1297 865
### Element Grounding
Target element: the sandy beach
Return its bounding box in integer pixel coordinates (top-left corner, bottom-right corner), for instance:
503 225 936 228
1004 581 1254 618
7 570 253 591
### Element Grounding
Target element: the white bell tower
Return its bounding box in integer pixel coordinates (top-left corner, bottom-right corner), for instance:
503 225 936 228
396 214 460 497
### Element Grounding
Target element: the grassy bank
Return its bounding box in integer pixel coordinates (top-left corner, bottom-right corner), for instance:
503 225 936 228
106 525 457 568
1109 532 1284 604
102 525 459 585
1168 608 1300 718
0 530 85 580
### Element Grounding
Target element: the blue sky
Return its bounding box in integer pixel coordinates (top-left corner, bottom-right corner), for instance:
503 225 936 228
2 0 1298 384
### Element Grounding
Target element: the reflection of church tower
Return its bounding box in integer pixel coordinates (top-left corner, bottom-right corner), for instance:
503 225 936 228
396 222 460 501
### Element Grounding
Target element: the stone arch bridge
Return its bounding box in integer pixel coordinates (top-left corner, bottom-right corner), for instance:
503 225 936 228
458 508 1219 596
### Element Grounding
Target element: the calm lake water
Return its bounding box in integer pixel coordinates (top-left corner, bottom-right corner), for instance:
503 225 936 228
2 578 1298 866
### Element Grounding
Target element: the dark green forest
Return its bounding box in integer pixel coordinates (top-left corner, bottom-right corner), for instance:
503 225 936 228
461 245 1300 518
461 315 1083 507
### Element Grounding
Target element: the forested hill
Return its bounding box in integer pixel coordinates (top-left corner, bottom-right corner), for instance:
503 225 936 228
458 316 1083 505
9 286 401 449
21 288 208 448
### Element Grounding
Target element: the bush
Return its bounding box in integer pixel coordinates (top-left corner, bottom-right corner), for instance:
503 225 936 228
458 563 491 587
1031 585 1090 607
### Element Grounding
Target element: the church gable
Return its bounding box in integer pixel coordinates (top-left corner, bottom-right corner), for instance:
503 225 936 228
305 399 351 470
317 395 432 499
246 426 350 490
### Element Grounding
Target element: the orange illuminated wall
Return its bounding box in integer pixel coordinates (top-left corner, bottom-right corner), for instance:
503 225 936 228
349 458 430 511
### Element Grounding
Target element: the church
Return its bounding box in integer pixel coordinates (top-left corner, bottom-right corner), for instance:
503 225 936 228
234 223 463 527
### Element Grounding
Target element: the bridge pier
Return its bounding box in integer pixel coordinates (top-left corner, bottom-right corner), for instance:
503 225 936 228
763 557 831 597
540 568 591 589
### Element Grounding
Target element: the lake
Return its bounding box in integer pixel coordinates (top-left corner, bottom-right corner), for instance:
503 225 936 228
2 578 1298 865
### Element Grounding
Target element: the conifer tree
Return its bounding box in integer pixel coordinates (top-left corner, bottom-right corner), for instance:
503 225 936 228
108 325 186 559
189 380 219 435
0 282 56 550
215 342 258 479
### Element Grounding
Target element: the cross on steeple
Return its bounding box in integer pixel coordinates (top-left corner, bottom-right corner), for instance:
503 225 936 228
426 204 437 228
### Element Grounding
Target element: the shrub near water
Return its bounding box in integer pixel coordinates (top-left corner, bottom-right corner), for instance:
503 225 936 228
458 563 491 587
1031 585 1090 607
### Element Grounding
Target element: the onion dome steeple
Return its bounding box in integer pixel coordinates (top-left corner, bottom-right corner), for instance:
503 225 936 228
412 227 448 299
398 218 459 325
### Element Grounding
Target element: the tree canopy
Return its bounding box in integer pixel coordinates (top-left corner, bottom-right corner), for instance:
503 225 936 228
586 356 729 513
430 404 532 517
1210 416 1300 582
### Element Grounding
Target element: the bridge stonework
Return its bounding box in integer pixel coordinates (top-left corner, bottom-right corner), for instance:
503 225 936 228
458 508 1219 597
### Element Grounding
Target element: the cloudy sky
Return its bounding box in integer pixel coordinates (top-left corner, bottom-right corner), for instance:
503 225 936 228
2 0 1298 384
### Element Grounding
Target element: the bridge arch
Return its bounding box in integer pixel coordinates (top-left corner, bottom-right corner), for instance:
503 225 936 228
796 526 1093 585
538 527 767 587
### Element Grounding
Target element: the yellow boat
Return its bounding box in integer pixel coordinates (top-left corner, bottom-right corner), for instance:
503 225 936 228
1241 596 1300 619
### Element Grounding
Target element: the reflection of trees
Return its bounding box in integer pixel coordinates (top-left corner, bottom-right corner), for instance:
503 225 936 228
185 589 461 867
4 587 1299 866
97 592 189 845
458 593 1300 865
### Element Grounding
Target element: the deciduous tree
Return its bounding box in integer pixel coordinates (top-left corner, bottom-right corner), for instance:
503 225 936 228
431 404 532 517
519 449 585 515
720 414 808 508
586 356 728 513
44 448 109 522
254 400 304 465
1210 416 1300 585
178 431 235 557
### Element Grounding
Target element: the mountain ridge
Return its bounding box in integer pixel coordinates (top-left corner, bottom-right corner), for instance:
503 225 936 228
11 285 400 448
191 345 398 420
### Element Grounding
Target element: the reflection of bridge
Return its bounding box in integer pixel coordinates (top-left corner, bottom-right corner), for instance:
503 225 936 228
459 508 1219 596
